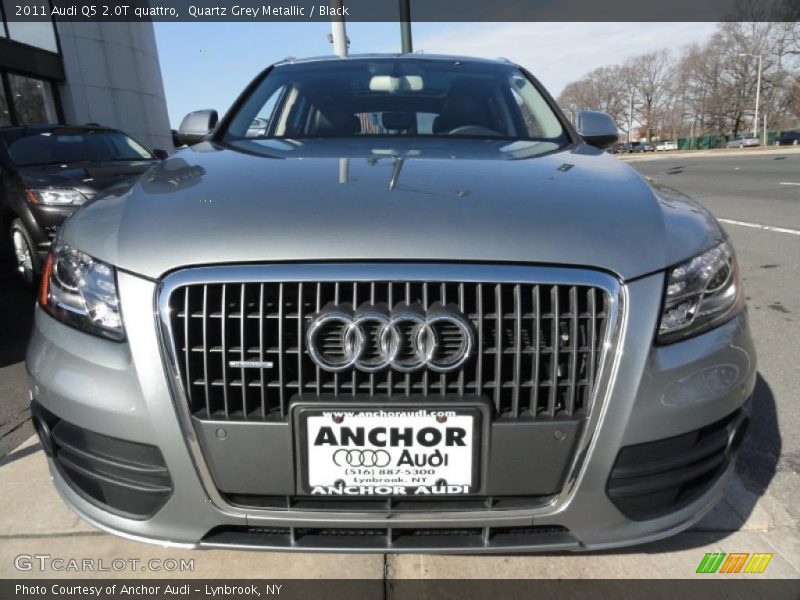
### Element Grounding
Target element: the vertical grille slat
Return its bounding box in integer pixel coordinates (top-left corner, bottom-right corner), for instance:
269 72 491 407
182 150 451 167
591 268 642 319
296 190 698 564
169 276 610 422
297 282 304 400
439 283 447 397
258 283 266 419
239 284 247 419
315 282 322 397
182 287 192 407
476 283 484 396
220 284 230 419
587 287 597 409
277 282 286 417
529 284 541 416
458 283 465 397
352 282 358 397
405 282 411 396
512 284 522 418
387 282 394 396
369 282 376 398
201 285 210 417
493 284 502 413
422 282 429 398
547 285 559 417
334 282 340 398
567 285 579 416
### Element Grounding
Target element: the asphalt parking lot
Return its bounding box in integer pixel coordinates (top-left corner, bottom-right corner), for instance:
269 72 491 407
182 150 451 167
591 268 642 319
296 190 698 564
0 148 798 580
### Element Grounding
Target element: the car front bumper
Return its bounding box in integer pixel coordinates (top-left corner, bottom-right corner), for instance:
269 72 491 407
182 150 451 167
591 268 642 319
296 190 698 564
26 269 756 552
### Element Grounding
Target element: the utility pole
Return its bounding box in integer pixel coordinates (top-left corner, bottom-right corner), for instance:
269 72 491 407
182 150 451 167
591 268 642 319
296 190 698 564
755 54 762 144
739 53 762 143
627 92 634 142
329 0 348 57
329 0 349 183
399 0 412 53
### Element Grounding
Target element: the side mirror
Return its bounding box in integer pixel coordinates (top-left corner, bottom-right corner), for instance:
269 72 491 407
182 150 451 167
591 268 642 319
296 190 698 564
575 110 619 149
152 149 169 160
177 109 218 146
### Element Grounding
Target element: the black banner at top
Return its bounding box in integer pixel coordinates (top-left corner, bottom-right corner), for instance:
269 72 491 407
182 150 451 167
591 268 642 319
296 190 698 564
4 0 799 22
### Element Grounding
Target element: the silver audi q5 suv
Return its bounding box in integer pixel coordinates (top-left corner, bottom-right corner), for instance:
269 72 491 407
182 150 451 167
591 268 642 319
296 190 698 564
27 55 755 552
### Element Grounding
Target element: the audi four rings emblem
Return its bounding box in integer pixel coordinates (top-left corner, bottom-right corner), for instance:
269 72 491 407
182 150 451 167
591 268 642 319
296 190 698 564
333 449 391 467
306 303 474 373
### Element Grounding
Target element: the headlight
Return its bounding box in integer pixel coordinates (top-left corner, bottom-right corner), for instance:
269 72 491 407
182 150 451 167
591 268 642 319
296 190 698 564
39 241 124 341
658 240 743 343
26 188 87 206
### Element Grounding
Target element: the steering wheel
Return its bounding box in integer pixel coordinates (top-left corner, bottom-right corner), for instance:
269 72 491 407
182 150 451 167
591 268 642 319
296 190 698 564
447 125 502 137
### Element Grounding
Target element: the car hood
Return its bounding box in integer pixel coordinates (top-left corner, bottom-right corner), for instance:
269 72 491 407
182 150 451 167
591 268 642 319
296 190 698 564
61 139 723 281
17 160 157 198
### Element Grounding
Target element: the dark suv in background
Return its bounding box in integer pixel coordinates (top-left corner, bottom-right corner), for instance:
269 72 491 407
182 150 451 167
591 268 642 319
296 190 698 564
620 141 653 153
0 124 164 283
774 130 800 146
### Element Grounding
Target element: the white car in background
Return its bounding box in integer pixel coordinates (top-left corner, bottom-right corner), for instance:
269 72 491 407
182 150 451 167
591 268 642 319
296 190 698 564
726 135 760 148
655 140 677 151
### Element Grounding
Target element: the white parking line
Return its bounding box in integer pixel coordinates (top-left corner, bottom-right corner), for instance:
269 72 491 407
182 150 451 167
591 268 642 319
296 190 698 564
718 218 800 236
779 182 800 186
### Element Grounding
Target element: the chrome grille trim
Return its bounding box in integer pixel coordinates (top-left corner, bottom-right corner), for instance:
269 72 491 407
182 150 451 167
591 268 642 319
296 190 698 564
162 267 612 422
156 263 625 520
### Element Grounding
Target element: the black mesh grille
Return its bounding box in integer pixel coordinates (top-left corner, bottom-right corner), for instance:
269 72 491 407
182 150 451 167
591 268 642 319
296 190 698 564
167 280 609 421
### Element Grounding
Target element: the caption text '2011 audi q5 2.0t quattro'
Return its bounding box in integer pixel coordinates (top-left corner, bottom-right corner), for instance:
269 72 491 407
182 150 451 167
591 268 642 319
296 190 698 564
27 55 756 552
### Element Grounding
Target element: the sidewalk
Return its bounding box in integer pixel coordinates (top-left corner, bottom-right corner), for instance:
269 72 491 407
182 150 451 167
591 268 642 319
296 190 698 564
619 146 800 162
1 435 798 579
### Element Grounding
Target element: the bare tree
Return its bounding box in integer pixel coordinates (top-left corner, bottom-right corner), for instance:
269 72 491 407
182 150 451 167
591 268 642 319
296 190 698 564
557 65 633 139
558 18 800 146
628 50 674 142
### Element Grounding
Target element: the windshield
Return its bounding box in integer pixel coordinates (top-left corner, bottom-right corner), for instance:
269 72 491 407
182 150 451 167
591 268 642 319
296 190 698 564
5 129 153 166
224 58 569 144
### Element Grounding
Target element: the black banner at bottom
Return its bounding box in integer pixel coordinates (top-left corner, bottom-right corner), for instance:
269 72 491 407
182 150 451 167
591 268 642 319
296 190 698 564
3 579 800 600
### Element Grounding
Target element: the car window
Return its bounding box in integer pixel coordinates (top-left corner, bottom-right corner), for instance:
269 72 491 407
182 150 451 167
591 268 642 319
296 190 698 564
224 59 569 144
6 130 153 166
246 85 287 137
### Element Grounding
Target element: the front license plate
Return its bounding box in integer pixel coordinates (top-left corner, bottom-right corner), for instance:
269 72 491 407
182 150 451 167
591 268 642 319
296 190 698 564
299 407 480 496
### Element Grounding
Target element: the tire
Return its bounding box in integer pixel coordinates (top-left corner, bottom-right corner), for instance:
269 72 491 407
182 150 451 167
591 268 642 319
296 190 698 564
9 218 41 287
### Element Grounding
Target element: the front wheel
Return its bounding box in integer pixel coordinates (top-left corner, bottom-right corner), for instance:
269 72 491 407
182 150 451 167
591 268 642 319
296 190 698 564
10 218 41 286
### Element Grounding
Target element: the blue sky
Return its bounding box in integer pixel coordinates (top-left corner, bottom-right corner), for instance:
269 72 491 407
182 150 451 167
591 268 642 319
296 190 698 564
154 22 719 128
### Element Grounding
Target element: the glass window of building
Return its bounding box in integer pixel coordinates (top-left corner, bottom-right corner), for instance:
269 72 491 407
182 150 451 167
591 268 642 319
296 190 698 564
0 81 11 126
2 1 58 52
8 74 58 124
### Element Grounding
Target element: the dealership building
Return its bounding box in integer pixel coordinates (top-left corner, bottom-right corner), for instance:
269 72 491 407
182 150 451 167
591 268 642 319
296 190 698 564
0 10 172 151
